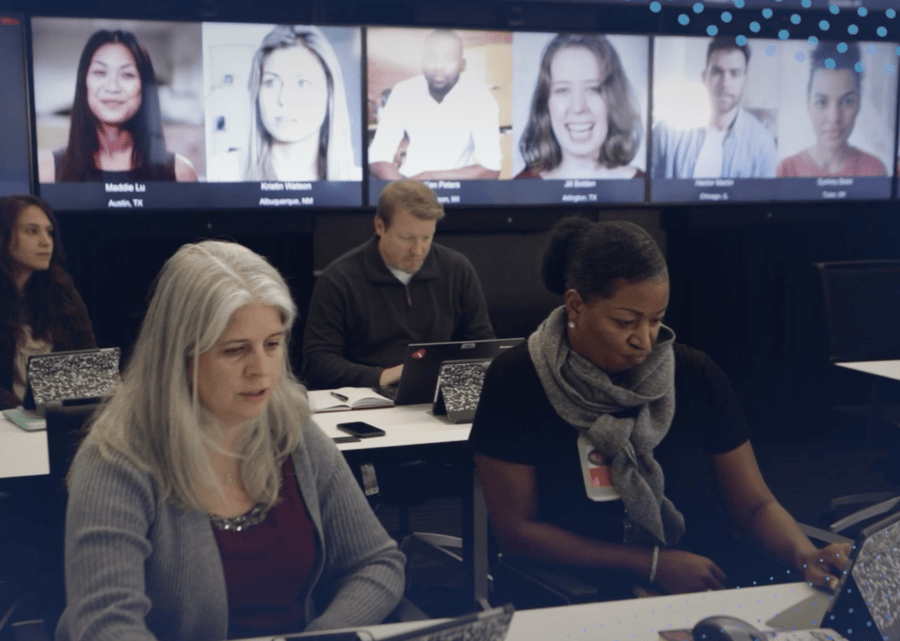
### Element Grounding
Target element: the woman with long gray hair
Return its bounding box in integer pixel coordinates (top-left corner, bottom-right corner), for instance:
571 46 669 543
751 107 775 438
57 240 403 641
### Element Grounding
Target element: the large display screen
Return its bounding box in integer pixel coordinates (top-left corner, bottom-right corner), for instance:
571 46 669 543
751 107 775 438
31 17 363 211
0 14 33 197
366 26 649 207
650 35 898 204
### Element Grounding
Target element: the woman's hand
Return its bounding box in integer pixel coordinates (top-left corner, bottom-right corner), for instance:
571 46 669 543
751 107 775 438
655 549 727 594
797 542 852 590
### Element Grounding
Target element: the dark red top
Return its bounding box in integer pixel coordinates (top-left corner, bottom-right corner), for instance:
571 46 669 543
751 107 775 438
213 456 317 639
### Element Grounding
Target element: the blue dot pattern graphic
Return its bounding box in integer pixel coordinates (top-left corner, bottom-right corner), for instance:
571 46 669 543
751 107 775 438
650 1 661 12
664 0 900 78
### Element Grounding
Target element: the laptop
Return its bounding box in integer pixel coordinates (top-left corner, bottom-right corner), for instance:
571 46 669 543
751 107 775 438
383 338 522 406
432 358 493 424
275 604 514 641
23 347 121 413
766 509 900 640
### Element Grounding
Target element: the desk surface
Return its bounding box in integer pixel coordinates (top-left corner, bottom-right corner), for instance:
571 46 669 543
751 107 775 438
0 414 49 479
241 582 823 641
313 403 471 451
835 360 900 381
0 399 465 479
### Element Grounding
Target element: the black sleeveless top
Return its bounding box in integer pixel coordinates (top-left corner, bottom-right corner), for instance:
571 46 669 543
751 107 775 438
53 149 177 182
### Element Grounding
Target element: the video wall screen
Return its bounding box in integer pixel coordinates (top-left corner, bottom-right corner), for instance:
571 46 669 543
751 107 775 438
366 27 649 207
19 16 900 210
650 36 897 204
0 14 33 197
31 18 363 211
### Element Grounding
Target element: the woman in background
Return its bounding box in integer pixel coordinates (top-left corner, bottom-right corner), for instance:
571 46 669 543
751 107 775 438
208 25 360 182
517 34 643 180
39 29 197 183
470 216 850 602
57 240 403 641
0 195 95 409
777 41 886 177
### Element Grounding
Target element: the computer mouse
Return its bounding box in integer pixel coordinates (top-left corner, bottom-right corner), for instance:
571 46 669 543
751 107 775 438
691 615 767 641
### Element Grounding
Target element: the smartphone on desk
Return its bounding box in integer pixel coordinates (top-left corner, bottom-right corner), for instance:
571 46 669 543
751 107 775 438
336 421 386 438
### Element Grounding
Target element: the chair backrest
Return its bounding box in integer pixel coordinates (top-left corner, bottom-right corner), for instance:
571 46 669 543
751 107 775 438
815 260 900 363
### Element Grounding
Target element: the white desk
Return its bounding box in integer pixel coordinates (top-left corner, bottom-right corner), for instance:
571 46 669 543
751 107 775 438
0 414 49 479
242 582 823 641
836 360 900 382
312 404 471 452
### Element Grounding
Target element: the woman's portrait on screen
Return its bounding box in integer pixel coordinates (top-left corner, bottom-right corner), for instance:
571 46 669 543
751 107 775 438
776 39 896 178
36 28 199 183
205 24 361 183
514 33 646 180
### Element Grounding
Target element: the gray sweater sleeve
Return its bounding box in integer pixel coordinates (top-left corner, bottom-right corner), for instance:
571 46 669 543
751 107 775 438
59 443 169 641
300 421 406 630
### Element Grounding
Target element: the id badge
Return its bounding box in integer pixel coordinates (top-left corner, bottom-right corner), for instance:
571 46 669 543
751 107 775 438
577 433 620 502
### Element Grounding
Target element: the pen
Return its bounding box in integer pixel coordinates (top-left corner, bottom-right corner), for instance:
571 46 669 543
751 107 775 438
330 391 349 402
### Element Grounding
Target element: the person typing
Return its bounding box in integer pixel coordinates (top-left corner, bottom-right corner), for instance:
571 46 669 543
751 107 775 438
302 179 494 390
470 216 850 601
57 241 404 641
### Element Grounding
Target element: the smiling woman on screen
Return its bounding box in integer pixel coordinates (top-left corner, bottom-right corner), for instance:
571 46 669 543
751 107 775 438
38 29 197 183
56 240 403 641
0 195 95 409
517 34 643 180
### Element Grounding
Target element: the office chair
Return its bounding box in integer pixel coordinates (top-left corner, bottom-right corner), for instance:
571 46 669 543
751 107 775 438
813 260 900 536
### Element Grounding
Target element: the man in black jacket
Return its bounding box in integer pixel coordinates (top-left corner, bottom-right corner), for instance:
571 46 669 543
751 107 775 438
302 179 495 390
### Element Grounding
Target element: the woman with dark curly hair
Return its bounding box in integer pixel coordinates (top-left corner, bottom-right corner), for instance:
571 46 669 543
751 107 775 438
0 195 96 409
38 29 197 183
517 34 643 180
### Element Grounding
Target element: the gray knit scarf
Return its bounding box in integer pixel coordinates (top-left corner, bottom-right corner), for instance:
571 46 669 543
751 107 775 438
528 306 685 546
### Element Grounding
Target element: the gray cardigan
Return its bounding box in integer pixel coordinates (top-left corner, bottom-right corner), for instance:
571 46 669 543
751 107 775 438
56 419 406 641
